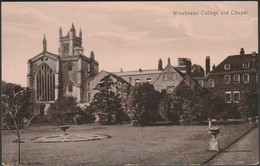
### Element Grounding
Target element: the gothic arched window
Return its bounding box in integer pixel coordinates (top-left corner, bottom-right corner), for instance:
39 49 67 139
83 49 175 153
36 64 55 101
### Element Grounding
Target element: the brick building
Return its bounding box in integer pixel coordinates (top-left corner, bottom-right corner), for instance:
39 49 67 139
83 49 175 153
203 48 258 104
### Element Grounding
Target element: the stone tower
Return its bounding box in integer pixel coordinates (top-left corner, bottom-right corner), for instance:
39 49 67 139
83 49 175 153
27 23 99 105
58 23 83 57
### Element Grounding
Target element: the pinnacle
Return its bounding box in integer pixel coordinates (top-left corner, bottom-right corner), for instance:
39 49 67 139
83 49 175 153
71 23 75 29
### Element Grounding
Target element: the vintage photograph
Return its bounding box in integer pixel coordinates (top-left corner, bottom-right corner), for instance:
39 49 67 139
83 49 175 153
1 1 258 165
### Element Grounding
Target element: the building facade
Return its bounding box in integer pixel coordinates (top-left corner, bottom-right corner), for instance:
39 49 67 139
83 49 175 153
203 48 258 104
87 70 131 105
27 24 99 113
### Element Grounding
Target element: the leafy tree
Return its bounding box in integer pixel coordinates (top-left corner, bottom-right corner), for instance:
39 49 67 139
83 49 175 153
158 90 182 123
175 82 225 125
1 81 40 165
238 91 258 120
127 82 160 126
90 75 123 124
48 96 82 125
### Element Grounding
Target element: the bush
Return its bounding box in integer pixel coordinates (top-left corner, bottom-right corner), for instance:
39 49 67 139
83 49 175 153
48 96 82 125
175 82 227 125
81 105 96 123
158 90 182 124
127 83 160 126
237 91 258 120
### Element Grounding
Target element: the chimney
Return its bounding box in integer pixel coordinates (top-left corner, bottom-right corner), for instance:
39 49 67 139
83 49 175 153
212 64 216 70
139 68 142 72
206 56 210 75
90 51 95 59
240 48 245 55
167 57 171 65
158 58 163 70
185 59 191 75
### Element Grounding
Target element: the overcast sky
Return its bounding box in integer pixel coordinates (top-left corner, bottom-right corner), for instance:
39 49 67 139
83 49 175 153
2 2 258 87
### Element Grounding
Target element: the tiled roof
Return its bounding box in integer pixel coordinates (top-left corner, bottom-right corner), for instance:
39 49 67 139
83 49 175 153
89 70 130 84
108 72 129 84
210 53 258 74
113 69 161 76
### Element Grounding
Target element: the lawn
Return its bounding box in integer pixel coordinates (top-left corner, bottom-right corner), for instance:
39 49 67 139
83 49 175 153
2 121 257 165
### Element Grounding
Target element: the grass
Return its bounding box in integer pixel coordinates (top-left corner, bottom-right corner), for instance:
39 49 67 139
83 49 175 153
2 121 257 165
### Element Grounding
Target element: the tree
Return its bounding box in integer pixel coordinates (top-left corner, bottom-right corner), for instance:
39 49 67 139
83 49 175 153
90 75 123 124
127 83 160 126
1 81 40 165
175 82 223 125
158 90 182 123
48 96 82 125
238 91 258 120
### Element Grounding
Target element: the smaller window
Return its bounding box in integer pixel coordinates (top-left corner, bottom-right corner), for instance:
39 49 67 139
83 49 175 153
129 77 132 84
87 64 90 73
225 91 232 103
163 73 167 81
233 91 240 103
135 79 140 85
209 79 214 87
198 79 203 87
233 74 240 83
124 83 128 89
68 84 73 92
243 74 249 83
224 64 231 70
46 57 48 61
118 92 121 97
171 73 177 80
146 78 152 82
118 82 121 88
68 63 73 71
41 58 44 61
123 93 127 99
242 62 250 69
224 75 230 84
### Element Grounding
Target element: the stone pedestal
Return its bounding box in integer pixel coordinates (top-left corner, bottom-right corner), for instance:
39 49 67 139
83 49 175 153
209 137 220 151
208 127 221 151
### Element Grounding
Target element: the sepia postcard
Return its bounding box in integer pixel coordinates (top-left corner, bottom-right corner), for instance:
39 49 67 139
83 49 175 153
1 1 258 165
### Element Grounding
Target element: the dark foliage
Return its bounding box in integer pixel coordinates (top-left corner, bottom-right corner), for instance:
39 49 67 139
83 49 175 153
48 96 82 125
90 75 123 124
158 90 182 124
238 90 258 120
127 83 160 126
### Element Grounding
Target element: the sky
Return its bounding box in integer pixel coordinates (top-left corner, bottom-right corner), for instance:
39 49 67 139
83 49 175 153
2 1 258 87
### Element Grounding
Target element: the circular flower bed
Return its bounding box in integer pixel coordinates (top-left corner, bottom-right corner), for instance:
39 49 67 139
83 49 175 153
32 134 111 143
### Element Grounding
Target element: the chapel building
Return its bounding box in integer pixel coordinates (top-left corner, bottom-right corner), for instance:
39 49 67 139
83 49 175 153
27 24 99 114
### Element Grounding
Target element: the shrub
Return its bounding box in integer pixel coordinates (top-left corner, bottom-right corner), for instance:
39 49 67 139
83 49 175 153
175 82 227 125
127 83 160 126
158 90 182 124
238 91 258 120
48 96 82 125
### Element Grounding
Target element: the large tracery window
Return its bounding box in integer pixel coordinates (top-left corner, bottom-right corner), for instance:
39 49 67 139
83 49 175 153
36 64 55 101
